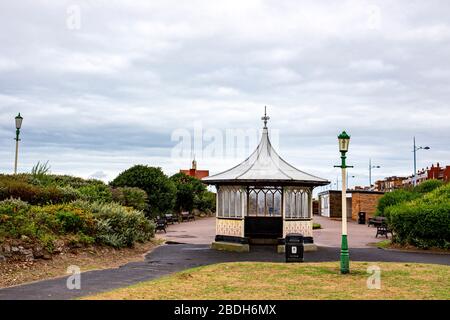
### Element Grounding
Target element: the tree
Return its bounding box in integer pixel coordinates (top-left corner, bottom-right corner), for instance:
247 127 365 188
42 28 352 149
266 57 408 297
170 172 206 212
195 190 216 213
110 165 176 216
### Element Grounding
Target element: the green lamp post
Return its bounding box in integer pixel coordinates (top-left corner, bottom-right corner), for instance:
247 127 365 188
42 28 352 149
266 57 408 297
14 113 23 174
335 131 352 274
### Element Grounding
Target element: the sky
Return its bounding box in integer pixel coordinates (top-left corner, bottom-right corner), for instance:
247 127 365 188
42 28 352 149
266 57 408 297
0 0 449 189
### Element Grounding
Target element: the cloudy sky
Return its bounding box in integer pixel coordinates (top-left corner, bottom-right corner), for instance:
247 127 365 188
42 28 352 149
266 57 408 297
0 0 449 189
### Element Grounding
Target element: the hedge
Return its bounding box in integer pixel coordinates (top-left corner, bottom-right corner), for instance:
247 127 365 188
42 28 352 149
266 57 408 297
385 183 450 249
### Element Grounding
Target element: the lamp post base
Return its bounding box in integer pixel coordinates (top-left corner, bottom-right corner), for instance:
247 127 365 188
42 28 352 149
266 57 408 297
340 234 350 274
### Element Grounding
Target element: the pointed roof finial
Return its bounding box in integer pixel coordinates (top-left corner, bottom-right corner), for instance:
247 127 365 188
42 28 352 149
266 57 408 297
261 106 270 129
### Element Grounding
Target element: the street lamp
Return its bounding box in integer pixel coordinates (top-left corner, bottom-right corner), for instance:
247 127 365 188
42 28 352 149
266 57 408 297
334 130 353 274
347 173 356 189
413 137 430 186
369 158 381 189
14 113 23 174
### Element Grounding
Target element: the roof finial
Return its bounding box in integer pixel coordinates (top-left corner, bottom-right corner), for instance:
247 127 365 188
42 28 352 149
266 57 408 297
261 106 270 129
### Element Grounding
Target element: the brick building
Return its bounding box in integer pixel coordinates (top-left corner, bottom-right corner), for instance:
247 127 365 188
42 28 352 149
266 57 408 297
349 190 384 221
403 162 450 187
375 176 407 192
180 160 209 179
427 162 450 182
318 190 351 219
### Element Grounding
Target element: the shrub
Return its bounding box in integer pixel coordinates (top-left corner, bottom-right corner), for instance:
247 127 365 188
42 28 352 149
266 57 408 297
38 233 56 253
72 200 155 248
110 165 176 217
170 173 207 212
195 191 216 213
56 211 85 233
0 175 112 205
413 179 444 194
376 189 419 217
111 187 148 211
0 196 155 251
32 204 96 236
78 184 113 203
0 198 30 215
386 183 450 249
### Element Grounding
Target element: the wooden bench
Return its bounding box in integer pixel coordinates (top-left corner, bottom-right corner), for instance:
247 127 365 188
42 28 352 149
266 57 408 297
181 211 195 222
375 224 392 238
165 213 175 224
368 216 386 227
154 217 167 233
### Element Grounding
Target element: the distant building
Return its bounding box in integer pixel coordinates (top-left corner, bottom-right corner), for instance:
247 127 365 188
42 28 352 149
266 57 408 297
375 176 407 192
353 185 372 191
180 160 209 179
403 162 450 187
318 189 384 222
427 162 450 182
349 190 384 221
318 190 352 219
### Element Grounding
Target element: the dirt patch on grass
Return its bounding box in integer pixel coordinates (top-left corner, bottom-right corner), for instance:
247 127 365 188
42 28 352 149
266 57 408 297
85 261 450 300
0 240 161 288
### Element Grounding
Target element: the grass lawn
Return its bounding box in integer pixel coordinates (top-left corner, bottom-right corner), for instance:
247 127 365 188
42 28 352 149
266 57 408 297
85 261 450 300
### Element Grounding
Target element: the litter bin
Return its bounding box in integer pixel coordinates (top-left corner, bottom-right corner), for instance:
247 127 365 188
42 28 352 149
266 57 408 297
285 233 304 262
358 211 366 225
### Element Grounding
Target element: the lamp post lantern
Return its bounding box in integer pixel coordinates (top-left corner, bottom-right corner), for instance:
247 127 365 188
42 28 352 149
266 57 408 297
334 131 353 274
413 137 430 186
14 113 23 174
369 158 381 189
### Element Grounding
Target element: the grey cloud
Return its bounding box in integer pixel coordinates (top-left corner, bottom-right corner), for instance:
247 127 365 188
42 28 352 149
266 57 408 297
0 0 449 188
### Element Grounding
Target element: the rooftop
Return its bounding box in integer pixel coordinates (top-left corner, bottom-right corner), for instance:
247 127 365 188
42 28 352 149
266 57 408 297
202 108 329 186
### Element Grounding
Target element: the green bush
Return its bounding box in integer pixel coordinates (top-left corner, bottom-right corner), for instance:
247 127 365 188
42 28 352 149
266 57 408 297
0 180 80 205
170 172 215 214
111 187 148 211
0 199 155 250
56 211 85 233
78 184 113 203
110 165 176 217
195 191 216 213
313 223 322 230
72 200 155 248
376 189 420 216
385 183 450 249
0 174 113 205
413 179 444 194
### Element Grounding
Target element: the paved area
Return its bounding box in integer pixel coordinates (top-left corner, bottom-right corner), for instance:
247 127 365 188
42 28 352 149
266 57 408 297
156 215 385 248
313 215 383 248
1 217 448 300
155 217 215 244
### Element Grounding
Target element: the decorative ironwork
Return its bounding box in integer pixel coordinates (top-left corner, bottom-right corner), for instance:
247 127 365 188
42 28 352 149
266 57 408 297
261 106 270 129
